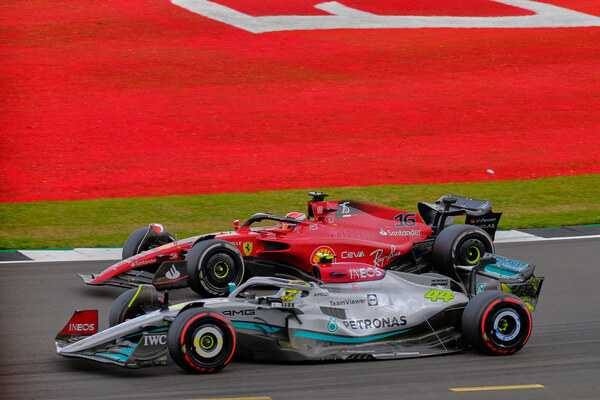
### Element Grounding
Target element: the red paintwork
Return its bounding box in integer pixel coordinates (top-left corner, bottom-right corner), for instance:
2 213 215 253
91 198 432 284
59 310 98 335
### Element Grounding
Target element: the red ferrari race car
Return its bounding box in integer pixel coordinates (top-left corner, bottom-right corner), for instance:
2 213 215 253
80 193 502 297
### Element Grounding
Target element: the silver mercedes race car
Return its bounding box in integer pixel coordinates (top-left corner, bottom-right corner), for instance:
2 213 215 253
56 253 543 373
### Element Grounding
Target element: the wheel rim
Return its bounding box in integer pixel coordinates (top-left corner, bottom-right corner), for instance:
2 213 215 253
459 238 485 265
492 309 521 342
202 252 239 291
213 260 230 279
192 325 224 359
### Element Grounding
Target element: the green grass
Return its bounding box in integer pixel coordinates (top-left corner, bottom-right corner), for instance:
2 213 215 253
1 175 599 250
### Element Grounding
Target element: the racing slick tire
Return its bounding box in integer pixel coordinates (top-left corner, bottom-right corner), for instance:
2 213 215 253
108 285 162 327
432 224 494 278
462 290 532 355
122 224 175 259
167 307 236 373
186 239 245 297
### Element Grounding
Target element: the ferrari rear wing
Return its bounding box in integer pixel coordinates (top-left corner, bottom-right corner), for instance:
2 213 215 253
418 194 502 238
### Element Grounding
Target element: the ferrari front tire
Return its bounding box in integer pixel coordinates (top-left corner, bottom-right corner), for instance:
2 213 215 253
186 240 245 297
122 225 175 259
108 286 161 327
167 308 236 373
462 290 532 355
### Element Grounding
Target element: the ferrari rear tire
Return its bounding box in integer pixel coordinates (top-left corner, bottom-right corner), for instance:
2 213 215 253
167 308 236 373
462 290 532 355
432 224 494 278
186 240 245 297
122 225 175 259
109 286 161 327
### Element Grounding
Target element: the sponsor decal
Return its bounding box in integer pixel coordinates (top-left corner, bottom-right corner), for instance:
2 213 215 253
317 206 323 214
476 283 486 294
341 250 365 259
131 258 158 268
325 214 335 224
370 246 403 267
311 246 335 264
379 228 422 237
309 223 318 231
68 323 96 332
489 254 530 270
329 298 366 307
349 267 383 280
222 309 256 316
313 292 329 297
342 349 375 354
165 264 181 280
143 334 167 346
394 212 417 227
243 242 253 256
431 279 450 287
342 316 407 330
273 302 296 309
469 213 502 230
367 294 378 306
61 310 98 336
327 317 338 333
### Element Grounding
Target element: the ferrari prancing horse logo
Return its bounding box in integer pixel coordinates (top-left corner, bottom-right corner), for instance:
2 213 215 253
243 242 253 256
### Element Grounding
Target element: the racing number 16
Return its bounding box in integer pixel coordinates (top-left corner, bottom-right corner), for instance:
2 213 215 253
394 213 417 227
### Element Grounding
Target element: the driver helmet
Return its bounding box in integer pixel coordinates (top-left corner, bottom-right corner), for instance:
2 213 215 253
279 212 307 229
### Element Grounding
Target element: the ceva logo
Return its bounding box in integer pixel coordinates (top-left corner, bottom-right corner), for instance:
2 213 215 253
171 0 600 33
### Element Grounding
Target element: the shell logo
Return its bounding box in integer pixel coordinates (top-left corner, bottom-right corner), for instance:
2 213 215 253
310 246 335 264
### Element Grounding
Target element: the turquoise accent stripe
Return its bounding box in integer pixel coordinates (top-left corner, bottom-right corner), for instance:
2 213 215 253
231 321 281 333
124 327 169 340
292 329 410 343
148 327 169 333
96 345 136 362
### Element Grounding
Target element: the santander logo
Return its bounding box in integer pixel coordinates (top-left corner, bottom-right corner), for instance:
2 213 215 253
171 0 600 33
165 264 181 280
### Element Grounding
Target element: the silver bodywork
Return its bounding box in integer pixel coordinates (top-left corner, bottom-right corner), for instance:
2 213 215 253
57 270 470 367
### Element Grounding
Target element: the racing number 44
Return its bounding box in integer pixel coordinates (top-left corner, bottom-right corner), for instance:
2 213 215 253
425 289 455 302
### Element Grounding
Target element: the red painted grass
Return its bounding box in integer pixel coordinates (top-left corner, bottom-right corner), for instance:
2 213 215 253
1 0 599 202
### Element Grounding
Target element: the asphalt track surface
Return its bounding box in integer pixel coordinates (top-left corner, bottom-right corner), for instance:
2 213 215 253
1 238 599 400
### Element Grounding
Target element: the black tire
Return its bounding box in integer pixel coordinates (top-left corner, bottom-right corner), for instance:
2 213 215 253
432 224 494 278
122 225 175 259
462 290 532 355
108 286 161 327
186 240 245 297
167 308 236 373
